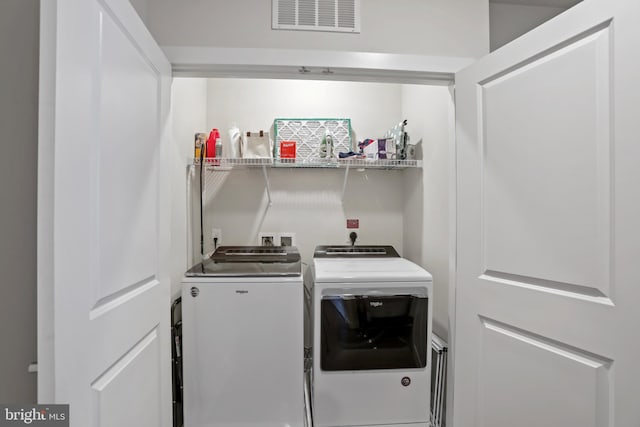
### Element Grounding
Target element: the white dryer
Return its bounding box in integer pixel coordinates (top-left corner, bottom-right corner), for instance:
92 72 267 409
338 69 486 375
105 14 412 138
311 245 433 427
182 246 304 427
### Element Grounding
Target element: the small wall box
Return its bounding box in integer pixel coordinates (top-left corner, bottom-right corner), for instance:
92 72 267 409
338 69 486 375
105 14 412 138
280 141 297 159
274 118 352 162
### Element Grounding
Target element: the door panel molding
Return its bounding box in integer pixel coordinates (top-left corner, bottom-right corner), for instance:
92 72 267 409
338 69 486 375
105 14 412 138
95 4 161 302
90 277 159 320
479 270 614 306
479 316 613 368
91 328 159 390
477 20 612 87
476 19 613 299
91 327 161 427
479 317 612 427
96 0 168 76
89 277 164 382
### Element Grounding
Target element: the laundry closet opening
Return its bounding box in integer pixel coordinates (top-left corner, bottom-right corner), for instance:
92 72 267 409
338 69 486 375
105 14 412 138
170 76 453 339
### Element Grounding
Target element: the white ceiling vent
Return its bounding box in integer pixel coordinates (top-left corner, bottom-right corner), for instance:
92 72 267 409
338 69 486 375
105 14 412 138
273 0 360 33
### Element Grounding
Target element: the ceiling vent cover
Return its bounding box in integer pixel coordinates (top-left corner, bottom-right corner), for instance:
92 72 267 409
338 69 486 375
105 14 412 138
273 0 360 33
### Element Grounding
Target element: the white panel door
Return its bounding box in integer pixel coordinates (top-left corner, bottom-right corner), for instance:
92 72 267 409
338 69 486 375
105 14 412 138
38 0 172 426
453 1 640 426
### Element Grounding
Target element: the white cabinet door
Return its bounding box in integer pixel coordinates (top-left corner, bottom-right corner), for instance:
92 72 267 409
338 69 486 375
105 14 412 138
38 0 172 426
453 0 640 426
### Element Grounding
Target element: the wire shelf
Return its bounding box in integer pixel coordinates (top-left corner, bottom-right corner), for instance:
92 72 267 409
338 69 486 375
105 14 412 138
193 158 420 170
274 158 421 169
336 158 421 169
194 158 273 170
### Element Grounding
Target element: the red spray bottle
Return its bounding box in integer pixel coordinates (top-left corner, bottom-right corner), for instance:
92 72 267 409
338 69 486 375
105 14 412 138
206 128 220 159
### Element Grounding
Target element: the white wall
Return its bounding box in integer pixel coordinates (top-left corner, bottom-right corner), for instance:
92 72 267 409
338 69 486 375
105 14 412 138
401 84 453 338
200 168 406 267
0 0 38 403
489 2 568 51
145 0 489 58
196 79 405 267
171 79 208 297
206 78 402 148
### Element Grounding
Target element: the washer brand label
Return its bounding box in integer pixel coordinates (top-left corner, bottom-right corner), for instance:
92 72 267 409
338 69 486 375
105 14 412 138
235 290 249 294
0 405 69 426
369 301 383 308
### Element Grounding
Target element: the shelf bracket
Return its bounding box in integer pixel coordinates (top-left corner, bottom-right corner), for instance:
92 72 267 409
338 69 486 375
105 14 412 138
341 164 351 202
262 165 273 206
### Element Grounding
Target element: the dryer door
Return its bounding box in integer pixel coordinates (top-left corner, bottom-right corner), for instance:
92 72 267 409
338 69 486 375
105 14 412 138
321 289 428 371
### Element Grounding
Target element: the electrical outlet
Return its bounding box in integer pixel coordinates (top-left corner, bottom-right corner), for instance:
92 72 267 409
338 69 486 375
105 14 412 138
212 228 222 249
279 232 296 247
258 232 276 247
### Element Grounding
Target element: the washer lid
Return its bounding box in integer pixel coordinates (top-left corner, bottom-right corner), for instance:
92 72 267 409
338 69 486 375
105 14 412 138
186 246 302 277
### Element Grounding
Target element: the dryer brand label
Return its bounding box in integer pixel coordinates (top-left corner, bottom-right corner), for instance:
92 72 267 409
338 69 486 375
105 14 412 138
190 287 199 297
401 376 411 387
235 290 249 294
369 301 383 307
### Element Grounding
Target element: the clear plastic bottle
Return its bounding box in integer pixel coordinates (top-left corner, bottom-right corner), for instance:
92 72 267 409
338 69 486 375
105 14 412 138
320 131 334 160
215 136 222 158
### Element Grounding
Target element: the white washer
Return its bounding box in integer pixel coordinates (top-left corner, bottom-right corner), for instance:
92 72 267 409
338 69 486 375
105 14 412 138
182 246 304 427
312 246 433 427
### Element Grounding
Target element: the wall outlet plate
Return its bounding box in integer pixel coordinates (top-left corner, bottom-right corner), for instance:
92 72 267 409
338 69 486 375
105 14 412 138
279 232 296 247
258 232 277 247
